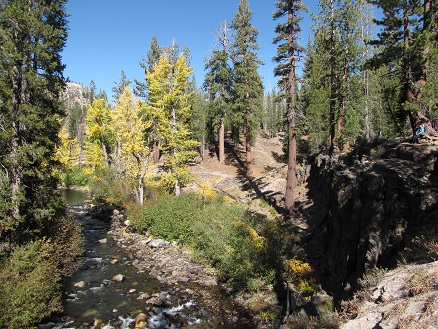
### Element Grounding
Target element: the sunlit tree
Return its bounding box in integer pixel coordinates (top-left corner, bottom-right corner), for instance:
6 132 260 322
146 52 198 195
84 98 115 168
112 86 151 204
230 0 264 174
273 0 307 215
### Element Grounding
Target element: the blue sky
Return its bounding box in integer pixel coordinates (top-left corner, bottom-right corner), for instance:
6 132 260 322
63 1 319 102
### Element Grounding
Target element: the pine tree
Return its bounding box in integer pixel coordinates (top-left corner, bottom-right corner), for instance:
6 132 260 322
273 0 307 216
368 0 437 134
230 0 264 174
204 21 232 163
134 35 162 100
189 86 209 162
301 30 332 152
0 0 68 244
112 69 132 104
302 0 367 152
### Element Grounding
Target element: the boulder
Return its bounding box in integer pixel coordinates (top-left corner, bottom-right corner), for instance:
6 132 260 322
111 274 125 282
149 239 166 248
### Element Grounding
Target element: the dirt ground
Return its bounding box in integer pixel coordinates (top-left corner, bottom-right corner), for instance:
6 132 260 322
187 134 289 210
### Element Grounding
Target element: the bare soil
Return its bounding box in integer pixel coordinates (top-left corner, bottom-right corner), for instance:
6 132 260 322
187 134 289 209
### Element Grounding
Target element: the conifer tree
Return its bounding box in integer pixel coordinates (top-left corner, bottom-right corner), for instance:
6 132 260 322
112 86 151 204
204 21 232 163
0 0 68 244
369 0 437 134
112 69 132 104
146 52 197 195
134 35 162 100
230 0 264 174
273 0 307 216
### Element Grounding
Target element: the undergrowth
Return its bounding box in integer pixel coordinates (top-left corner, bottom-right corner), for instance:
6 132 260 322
129 192 304 292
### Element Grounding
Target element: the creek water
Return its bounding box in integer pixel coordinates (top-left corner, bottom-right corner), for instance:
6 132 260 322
39 190 254 329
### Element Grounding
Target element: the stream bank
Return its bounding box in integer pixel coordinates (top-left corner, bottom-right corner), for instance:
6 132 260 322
40 191 279 329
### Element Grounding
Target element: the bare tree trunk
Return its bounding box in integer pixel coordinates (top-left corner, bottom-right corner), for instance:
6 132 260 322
218 21 228 164
337 43 349 148
244 114 253 175
219 113 225 163
328 0 337 155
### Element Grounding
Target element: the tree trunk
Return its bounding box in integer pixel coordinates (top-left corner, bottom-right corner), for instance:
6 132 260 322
328 0 337 155
174 179 181 196
284 8 297 216
337 43 349 148
219 113 225 163
10 133 21 222
244 114 253 174
153 140 160 163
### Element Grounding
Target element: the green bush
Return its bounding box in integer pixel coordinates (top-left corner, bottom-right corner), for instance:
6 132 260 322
132 193 202 241
130 193 278 290
88 167 119 200
0 213 84 328
0 241 62 328
64 166 88 187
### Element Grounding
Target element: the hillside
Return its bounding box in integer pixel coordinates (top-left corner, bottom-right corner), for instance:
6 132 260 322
186 134 438 328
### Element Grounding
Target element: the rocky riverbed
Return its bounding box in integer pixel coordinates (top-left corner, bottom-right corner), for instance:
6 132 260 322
81 202 282 329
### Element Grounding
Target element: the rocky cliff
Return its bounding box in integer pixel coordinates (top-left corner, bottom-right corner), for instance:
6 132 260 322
297 138 438 300
62 82 89 112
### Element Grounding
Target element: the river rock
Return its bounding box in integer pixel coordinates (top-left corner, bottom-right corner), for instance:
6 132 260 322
149 239 165 248
146 296 163 306
112 274 125 282
98 238 107 244
74 281 86 288
110 258 119 265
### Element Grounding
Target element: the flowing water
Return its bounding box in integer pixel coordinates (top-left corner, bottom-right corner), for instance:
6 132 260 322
39 190 254 329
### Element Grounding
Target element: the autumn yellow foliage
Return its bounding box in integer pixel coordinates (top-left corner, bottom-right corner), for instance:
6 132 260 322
234 220 267 250
287 258 314 277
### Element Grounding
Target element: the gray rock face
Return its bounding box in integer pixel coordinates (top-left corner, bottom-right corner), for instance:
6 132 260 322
301 141 438 298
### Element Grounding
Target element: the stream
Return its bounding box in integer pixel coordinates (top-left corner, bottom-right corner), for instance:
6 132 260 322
39 190 255 329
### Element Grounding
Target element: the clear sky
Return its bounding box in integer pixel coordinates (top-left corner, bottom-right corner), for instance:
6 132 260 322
62 1 318 102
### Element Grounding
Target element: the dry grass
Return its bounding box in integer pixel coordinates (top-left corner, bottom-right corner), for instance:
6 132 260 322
409 267 438 296
421 297 438 319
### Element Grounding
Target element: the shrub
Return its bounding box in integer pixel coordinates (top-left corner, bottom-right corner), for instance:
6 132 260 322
64 166 88 187
0 213 84 328
88 167 119 200
0 241 62 328
48 215 84 277
130 191 309 292
131 193 203 241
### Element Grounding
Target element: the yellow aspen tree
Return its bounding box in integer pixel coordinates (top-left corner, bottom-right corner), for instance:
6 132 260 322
84 98 115 168
146 52 198 195
112 86 152 204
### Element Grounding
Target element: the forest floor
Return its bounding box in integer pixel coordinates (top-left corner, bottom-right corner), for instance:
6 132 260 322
186 133 292 214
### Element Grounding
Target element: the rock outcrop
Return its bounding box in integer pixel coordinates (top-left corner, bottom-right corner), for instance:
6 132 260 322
298 139 438 299
62 82 89 112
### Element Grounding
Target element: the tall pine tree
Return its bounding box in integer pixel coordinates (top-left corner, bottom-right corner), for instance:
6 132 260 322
230 0 264 175
204 21 232 163
273 0 307 216
0 0 68 244
369 0 438 135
